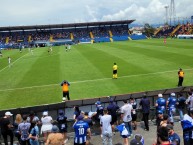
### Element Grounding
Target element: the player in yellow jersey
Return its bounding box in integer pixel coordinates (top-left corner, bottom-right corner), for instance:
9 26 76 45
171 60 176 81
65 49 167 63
113 63 118 79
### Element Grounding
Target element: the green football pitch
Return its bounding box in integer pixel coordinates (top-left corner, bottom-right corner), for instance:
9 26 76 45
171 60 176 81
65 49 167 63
0 38 193 110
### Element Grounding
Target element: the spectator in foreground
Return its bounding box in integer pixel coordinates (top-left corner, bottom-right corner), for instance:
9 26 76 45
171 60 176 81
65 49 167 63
57 109 68 144
41 111 53 142
121 100 133 137
18 115 31 145
116 123 129 145
100 108 113 145
45 125 64 145
153 126 170 145
155 94 166 125
107 98 119 133
73 115 91 145
29 121 39 145
167 93 177 125
139 94 150 131
83 112 93 145
130 134 144 145
176 93 186 120
13 114 23 144
130 97 137 130
0 111 14 145
167 124 180 145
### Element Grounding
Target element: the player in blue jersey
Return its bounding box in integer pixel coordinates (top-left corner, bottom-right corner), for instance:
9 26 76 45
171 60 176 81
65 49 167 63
73 115 91 145
167 93 177 125
155 94 166 125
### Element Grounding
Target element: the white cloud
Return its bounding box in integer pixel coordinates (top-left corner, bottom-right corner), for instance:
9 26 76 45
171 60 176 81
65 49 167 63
0 0 192 26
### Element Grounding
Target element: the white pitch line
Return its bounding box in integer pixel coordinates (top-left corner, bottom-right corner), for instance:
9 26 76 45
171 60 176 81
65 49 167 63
0 68 193 92
0 52 31 73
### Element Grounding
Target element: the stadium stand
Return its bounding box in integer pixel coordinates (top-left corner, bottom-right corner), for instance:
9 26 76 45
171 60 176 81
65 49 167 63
0 20 149 49
0 86 192 144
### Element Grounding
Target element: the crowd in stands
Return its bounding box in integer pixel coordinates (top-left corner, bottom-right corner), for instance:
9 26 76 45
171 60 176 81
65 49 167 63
1 89 193 145
156 22 193 37
0 26 131 48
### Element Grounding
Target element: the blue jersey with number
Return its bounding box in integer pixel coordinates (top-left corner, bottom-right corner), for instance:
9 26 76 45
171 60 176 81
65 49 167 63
73 120 89 144
167 96 177 109
156 97 166 112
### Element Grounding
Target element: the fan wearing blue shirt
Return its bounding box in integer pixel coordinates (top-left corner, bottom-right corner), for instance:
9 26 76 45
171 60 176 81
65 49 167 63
167 124 180 145
167 93 177 125
155 94 166 113
73 115 91 145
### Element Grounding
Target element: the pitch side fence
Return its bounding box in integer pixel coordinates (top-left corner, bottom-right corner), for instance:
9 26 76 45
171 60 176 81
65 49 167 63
0 86 192 131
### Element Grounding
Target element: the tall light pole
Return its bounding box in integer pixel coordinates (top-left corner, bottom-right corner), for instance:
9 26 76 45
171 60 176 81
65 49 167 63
164 5 169 24
170 0 176 25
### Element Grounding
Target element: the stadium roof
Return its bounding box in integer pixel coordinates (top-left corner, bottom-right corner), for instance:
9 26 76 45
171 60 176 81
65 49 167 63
0 20 135 31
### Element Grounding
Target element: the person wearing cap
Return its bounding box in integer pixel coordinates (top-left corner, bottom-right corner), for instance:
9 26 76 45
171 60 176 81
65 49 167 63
41 111 53 142
155 94 166 125
73 115 91 145
167 124 180 145
92 101 104 121
45 125 64 145
60 80 70 101
121 100 133 138
178 68 184 87
167 93 177 125
100 108 113 145
57 110 68 144
139 93 150 131
0 111 14 145
112 62 118 79
107 98 120 133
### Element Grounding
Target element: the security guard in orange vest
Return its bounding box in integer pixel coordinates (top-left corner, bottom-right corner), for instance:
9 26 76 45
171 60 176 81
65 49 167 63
178 68 184 87
61 80 70 101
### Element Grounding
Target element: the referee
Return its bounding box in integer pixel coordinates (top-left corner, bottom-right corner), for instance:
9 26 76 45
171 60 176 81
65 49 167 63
113 62 118 79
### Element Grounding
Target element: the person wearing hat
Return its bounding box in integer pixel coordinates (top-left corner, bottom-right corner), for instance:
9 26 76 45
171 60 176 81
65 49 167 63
60 80 70 101
139 93 150 131
107 98 120 133
167 93 177 125
73 115 91 145
155 94 166 125
92 101 104 121
41 111 53 142
178 68 184 87
57 110 68 144
167 124 180 145
45 125 64 145
0 111 14 145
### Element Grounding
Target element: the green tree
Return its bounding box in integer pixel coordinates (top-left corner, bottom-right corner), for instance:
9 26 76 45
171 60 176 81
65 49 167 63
143 23 155 37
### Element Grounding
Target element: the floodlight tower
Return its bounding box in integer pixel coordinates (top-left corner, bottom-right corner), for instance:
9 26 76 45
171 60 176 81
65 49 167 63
170 0 176 25
164 5 169 24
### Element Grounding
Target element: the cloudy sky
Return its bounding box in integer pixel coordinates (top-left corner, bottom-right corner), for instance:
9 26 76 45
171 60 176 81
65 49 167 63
0 0 192 27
